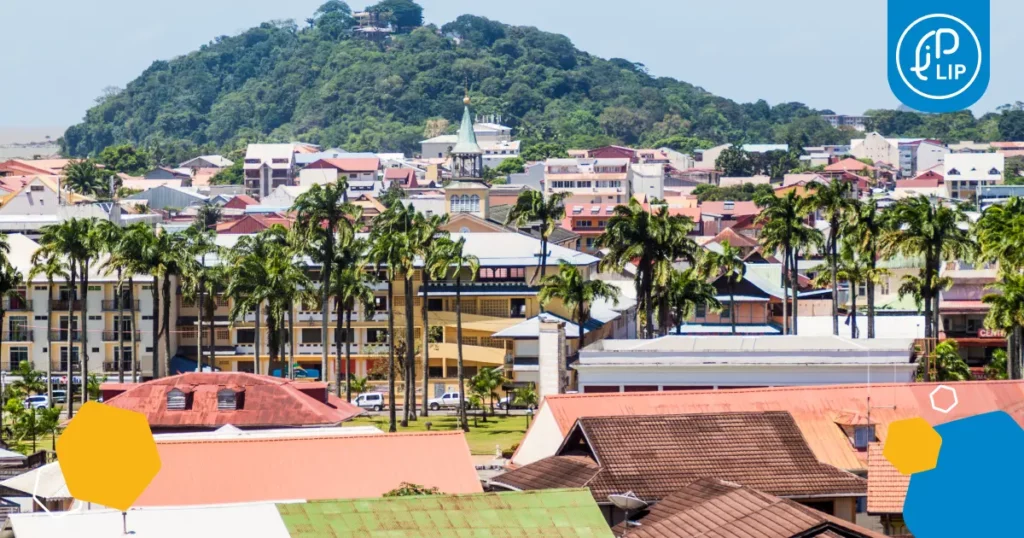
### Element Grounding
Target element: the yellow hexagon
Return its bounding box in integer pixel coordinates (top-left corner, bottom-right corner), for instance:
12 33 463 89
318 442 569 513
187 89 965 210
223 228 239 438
56 402 161 511
883 417 942 476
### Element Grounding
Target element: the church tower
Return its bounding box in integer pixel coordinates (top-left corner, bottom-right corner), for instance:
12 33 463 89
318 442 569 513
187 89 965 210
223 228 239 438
445 94 490 220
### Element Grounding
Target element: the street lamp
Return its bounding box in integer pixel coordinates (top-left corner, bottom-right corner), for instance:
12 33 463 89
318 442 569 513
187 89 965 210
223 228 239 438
608 491 647 537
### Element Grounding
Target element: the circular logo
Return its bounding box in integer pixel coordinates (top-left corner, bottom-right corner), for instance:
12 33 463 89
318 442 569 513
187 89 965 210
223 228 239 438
896 13 982 100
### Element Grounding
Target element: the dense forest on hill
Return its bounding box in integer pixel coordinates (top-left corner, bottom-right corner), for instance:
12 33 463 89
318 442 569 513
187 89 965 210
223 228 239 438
60 0 1024 162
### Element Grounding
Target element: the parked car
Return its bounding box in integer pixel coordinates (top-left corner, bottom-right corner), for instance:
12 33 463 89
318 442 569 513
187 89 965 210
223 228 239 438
52 390 67 404
497 396 523 410
23 396 48 410
427 392 465 410
352 392 386 412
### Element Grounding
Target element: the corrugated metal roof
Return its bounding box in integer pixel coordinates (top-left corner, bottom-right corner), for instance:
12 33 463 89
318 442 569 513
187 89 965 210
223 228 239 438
276 488 612 537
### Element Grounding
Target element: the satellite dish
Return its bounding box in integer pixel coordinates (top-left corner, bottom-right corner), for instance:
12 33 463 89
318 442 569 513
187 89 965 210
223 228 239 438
608 491 647 511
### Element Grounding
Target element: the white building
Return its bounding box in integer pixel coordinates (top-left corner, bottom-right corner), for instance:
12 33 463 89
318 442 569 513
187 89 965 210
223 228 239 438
630 163 665 199
944 153 1004 201
571 335 918 393
821 114 869 131
544 158 632 204
849 133 901 170
243 144 302 200
420 122 521 169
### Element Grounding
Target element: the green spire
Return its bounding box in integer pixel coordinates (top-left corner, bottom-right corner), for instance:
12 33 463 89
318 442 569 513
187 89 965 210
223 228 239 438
451 99 482 155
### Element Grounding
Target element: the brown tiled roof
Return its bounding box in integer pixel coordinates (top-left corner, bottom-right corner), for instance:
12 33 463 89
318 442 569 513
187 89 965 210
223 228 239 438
866 443 908 515
102 372 362 429
496 412 866 502
490 455 600 491
620 479 886 538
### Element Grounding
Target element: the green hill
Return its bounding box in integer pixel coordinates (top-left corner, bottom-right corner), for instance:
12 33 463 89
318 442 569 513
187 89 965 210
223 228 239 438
59 1 1023 161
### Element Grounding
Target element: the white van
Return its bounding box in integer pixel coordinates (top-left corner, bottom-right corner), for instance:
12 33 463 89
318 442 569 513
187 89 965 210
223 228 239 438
353 392 386 411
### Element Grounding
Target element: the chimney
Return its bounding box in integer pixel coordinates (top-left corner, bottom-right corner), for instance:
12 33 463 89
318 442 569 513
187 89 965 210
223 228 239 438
537 314 567 401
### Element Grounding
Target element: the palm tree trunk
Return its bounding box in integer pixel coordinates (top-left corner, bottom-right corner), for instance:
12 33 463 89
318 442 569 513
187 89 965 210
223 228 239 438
207 300 215 372
387 279 397 433
321 254 331 386
129 277 138 384
781 246 789 336
421 272 430 417
404 275 416 423
642 263 654 339
46 279 53 407
830 235 839 336
538 236 548 287
923 261 934 382
288 301 295 380
197 270 205 372
117 269 125 383
67 266 77 418
867 252 877 339
152 276 160 379
456 275 468 433
730 284 737 335
851 282 858 339
162 274 172 378
80 260 89 405
0 308 4 435
791 248 800 335
334 297 343 397
254 301 261 375
345 306 353 402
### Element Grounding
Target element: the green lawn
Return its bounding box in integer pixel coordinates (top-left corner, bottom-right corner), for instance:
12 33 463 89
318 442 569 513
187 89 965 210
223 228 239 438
347 413 528 456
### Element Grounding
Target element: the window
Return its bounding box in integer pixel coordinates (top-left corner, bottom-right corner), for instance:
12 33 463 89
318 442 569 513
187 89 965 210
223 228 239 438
853 425 876 450
167 388 188 410
585 238 595 248
8 347 28 369
989 167 1000 175
301 328 322 344
478 267 525 282
59 347 80 371
367 328 389 344
30 185 44 192
114 347 133 370
511 299 527 318
334 328 355 343
374 296 388 311
217 389 241 411
428 298 444 311
8 316 27 340
695 303 706 318
948 168 960 175
236 329 256 344
721 304 732 318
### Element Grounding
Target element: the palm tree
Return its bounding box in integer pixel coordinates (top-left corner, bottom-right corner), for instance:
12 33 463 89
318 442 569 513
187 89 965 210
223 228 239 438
847 200 886 338
126 225 163 379
984 273 1024 379
348 376 370 396
701 240 746 334
665 268 722 334
808 179 853 336
756 190 819 335
96 221 130 383
471 367 505 420
28 252 68 405
291 182 355 384
369 203 417 429
596 199 697 339
976 197 1024 270
194 204 222 230
881 196 974 357
505 190 570 284
811 242 890 339
179 226 218 372
426 237 479 432
62 159 107 197
0 262 24 435
410 212 449 417
154 232 189 377
538 261 619 349
75 219 107 403
986 349 1009 381
929 341 973 381
327 233 375 400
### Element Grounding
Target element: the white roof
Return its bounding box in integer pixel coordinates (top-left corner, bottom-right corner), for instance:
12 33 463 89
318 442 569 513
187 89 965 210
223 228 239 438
180 155 233 168
0 448 25 461
584 334 916 356
8 234 155 284
1 462 70 499
152 425 382 441
9 503 290 538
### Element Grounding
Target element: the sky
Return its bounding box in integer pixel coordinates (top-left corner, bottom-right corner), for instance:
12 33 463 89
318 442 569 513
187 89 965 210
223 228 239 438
1 0 1022 132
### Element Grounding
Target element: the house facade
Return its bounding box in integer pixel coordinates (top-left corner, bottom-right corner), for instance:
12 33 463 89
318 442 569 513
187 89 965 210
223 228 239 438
543 158 632 204
243 144 301 200
944 153 1004 202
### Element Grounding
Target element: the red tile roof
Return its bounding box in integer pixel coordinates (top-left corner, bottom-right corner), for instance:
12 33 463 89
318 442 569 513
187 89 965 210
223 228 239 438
622 478 888 538
896 178 941 189
866 443 907 515
710 227 759 248
825 158 874 172
216 214 294 234
308 157 381 173
383 167 417 187
939 300 989 312
521 382 1024 473
497 412 866 501
699 201 760 217
102 372 362 429
222 194 259 209
136 431 481 506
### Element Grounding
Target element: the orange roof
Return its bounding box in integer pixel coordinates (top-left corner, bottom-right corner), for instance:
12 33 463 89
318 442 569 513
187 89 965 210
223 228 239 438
896 178 941 189
136 431 481 506
710 227 759 248
866 443 907 514
533 381 1024 473
824 158 874 172
310 158 381 173
699 201 760 217
668 206 701 222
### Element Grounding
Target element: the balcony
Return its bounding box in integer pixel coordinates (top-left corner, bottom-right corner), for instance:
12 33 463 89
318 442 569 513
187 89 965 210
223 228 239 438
2 299 32 311
50 299 84 311
102 299 140 311
53 361 81 373
102 331 141 342
49 331 82 342
103 360 137 373
420 281 540 297
3 331 34 342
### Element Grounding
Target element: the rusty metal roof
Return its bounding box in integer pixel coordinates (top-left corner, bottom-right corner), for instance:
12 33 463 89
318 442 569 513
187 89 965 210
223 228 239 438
276 488 613 537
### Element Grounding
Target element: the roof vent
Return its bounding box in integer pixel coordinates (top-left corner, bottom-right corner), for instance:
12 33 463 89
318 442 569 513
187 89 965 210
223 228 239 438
167 388 189 411
217 388 243 411
853 425 876 450
723 201 735 211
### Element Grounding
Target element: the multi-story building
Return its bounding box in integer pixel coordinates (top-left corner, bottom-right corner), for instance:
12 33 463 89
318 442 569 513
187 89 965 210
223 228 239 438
543 158 632 205
243 144 302 200
821 114 869 131
944 153 1004 202
5 234 159 381
420 121 520 169
848 133 901 171
940 262 1004 372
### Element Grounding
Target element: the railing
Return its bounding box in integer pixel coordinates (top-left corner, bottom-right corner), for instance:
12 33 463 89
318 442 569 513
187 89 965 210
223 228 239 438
421 281 540 294
3 299 32 311
3 331 34 342
102 300 140 311
50 299 84 311
103 360 136 373
54 361 81 372
102 331 141 342
49 331 82 342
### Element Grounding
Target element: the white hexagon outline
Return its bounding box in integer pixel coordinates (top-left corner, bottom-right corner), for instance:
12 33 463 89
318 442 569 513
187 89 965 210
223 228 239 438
28 459 89 519
929 385 959 414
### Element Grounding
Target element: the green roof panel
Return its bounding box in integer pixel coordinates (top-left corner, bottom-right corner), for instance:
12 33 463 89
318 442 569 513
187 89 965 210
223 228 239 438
277 488 613 537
